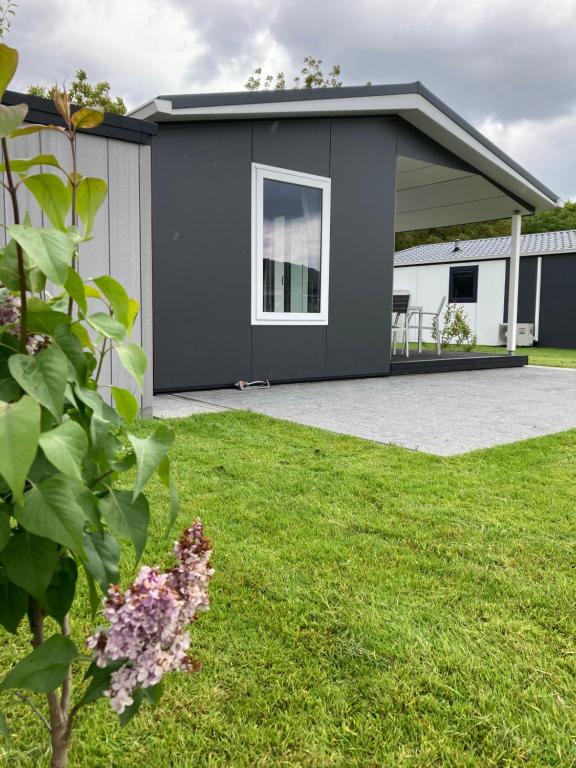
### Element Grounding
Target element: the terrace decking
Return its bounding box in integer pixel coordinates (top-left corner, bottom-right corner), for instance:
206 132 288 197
390 350 528 376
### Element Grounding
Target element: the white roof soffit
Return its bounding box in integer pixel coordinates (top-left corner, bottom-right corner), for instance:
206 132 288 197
129 89 559 213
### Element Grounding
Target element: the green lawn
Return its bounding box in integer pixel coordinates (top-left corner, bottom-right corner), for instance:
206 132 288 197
418 342 576 368
2 413 576 766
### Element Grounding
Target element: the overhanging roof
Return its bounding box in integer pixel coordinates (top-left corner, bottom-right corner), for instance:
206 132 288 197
129 82 560 215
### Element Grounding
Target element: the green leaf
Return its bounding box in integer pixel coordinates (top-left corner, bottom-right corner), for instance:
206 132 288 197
39 420 88 480
115 343 147 390
0 43 18 100
99 490 149 562
77 178 107 237
77 660 123 708
26 308 69 336
43 557 77 622
72 107 104 130
0 240 27 292
14 476 86 556
82 564 100 618
9 344 69 419
0 634 79 694
119 687 144 727
8 224 74 285
0 504 10 551
93 275 129 326
0 103 27 138
142 681 163 706
10 124 54 138
83 530 120 590
159 456 180 534
54 325 88 384
64 267 87 314
0 395 40 505
128 425 174 501
0 531 57 601
23 173 72 231
111 386 139 424
87 313 126 341
0 569 27 634
74 386 120 425
0 153 62 174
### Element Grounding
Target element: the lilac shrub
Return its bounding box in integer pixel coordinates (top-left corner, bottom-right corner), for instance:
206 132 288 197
87 521 214 714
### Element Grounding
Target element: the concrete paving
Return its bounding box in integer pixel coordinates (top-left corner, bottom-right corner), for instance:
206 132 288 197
155 367 576 456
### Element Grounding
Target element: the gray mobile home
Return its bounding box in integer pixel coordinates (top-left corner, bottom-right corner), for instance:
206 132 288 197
130 84 559 391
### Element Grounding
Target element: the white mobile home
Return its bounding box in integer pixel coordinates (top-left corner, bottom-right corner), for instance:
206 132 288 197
394 230 576 348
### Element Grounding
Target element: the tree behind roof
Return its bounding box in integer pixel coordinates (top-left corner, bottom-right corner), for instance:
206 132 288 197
28 69 126 115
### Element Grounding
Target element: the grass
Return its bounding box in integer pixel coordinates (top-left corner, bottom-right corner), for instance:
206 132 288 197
416 342 576 368
2 412 576 766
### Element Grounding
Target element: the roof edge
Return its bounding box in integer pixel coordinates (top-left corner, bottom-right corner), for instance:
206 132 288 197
4 90 157 144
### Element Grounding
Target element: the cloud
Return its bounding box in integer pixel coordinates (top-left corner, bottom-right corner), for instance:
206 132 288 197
4 0 576 199
480 111 576 201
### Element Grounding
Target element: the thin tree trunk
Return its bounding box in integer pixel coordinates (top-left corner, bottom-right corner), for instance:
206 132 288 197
28 599 71 768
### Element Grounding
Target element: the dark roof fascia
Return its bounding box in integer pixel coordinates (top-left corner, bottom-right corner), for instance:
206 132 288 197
160 82 419 108
3 90 157 145
157 81 558 203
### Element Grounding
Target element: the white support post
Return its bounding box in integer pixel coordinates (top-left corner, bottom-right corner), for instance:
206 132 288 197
534 256 542 342
506 212 522 355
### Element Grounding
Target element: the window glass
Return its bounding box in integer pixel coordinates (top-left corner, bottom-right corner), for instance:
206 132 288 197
449 266 478 303
262 179 322 314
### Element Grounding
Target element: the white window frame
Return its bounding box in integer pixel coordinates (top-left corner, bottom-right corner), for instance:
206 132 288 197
251 162 331 326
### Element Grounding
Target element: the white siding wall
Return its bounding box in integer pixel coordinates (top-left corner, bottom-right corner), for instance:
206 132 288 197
0 123 153 414
393 260 506 346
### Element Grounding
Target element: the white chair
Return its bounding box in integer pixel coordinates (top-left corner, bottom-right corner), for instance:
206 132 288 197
409 296 446 355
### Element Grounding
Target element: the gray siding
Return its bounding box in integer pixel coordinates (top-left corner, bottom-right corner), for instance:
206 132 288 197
152 122 253 391
539 254 576 348
152 116 401 390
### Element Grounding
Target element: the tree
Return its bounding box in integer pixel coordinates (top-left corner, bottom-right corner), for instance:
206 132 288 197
0 43 212 767
0 0 16 39
28 69 126 115
395 201 576 252
245 55 342 91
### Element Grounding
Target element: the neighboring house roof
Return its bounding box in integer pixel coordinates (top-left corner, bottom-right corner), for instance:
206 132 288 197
129 82 559 213
395 230 576 266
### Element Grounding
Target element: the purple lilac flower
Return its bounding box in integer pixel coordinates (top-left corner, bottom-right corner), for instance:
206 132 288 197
86 520 213 714
0 288 50 354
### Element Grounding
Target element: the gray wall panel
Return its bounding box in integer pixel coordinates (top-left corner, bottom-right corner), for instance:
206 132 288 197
152 122 253 390
153 116 401 390
538 255 576 348
327 117 397 376
396 119 473 172
251 326 326 381
252 119 330 176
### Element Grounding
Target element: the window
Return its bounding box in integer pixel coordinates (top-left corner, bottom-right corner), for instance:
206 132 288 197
252 163 331 325
449 265 478 303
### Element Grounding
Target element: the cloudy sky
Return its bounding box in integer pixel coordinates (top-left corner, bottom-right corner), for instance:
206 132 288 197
8 0 576 200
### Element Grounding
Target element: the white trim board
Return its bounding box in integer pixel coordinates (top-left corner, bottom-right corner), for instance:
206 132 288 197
251 162 331 326
129 91 559 214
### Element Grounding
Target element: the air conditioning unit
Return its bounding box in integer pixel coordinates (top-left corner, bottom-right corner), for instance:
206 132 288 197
498 322 535 347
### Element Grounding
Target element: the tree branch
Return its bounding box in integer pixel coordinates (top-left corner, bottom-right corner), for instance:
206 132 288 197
2 137 28 352
14 691 51 732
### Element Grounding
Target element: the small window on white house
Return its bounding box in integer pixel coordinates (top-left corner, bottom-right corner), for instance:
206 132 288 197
252 163 331 325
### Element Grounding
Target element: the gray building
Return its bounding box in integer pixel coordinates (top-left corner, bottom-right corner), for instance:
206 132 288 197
126 84 559 390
